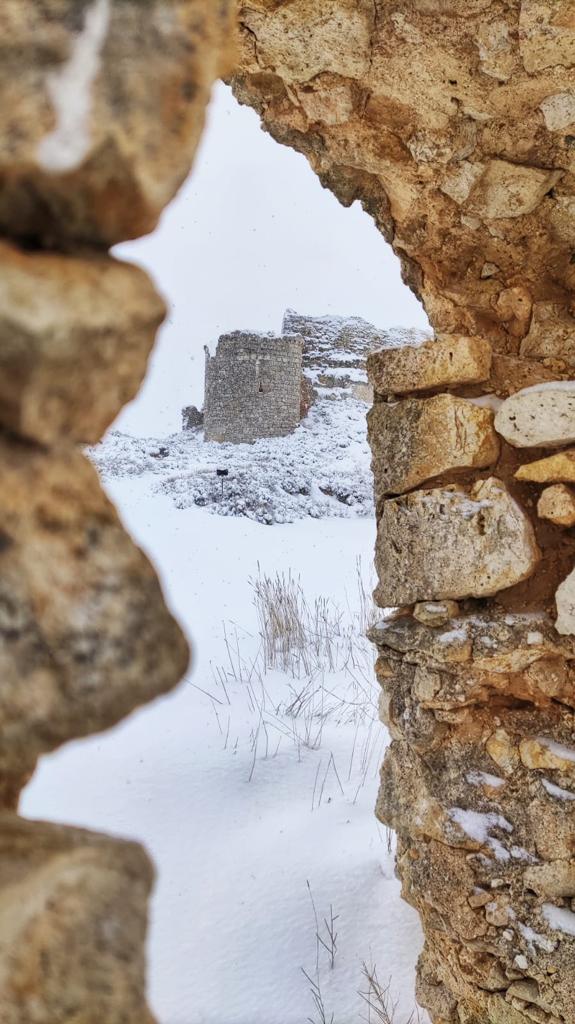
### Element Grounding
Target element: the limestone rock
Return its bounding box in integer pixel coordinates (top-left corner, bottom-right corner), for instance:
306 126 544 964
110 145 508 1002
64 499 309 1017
369 395 499 498
413 601 460 628
520 304 575 367
556 567 575 636
516 449 575 484
0 0 235 245
538 485 575 527
540 92 575 132
0 241 166 445
519 0 575 73
495 383 575 450
0 435 189 799
367 336 492 397
0 815 155 1023
375 478 540 606
467 160 562 220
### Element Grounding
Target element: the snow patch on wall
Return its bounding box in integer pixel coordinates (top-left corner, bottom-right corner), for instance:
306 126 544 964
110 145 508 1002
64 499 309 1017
38 0 110 173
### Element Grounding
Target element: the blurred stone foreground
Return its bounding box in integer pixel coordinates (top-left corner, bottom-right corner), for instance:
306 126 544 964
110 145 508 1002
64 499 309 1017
0 3 234 1020
2 3 575 1023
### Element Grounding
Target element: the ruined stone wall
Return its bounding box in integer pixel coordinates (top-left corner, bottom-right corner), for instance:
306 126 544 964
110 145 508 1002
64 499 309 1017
0 2 234 1019
230 4 575 1022
283 308 381 394
204 331 303 443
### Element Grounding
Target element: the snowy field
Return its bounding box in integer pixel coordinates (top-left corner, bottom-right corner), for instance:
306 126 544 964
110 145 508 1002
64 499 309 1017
22 476 426 1024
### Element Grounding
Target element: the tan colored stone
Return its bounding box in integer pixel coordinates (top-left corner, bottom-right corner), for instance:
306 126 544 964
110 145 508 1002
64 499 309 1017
520 304 575 367
516 449 575 484
486 729 520 775
0 0 235 245
0 241 166 445
520 736 575 771
0 435 189 798
375 478 540 606
555 567 575 636
538 485 575 528
467 160 562 220
495 384 575 450
0 815 155 1023
368 394 499 498
519 0 575 73
413 601 460 628
524 863 575 899
367 336 492 397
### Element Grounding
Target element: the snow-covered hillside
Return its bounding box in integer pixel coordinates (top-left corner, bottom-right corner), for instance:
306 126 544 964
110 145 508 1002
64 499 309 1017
90 394 373 525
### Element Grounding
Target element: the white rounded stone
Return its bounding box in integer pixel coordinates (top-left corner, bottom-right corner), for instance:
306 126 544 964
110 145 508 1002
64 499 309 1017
495 382 575 449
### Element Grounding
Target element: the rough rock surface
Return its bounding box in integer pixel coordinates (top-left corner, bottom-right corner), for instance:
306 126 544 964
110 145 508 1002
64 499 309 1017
0 0 235 246
0 435 189 801
375 478 540 606
371 610 575 1024
369 394 499 499
0 815 155 1024
495 384 575 450
538 485 575 528
230 2 575 1020
516 449 575 484
0 1 233 1019
368 335 492 397
555 568 575 636
0 241 166 444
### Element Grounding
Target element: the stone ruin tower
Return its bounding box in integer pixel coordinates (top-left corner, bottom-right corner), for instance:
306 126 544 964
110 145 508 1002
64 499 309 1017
203 331 303 443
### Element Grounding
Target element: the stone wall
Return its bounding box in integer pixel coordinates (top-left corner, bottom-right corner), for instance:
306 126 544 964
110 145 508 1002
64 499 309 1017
230 4 575 1022
0 2 234 1019
204 331 303 443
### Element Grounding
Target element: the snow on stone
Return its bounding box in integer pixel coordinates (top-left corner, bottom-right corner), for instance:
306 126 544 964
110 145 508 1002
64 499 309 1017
543 903 575 937
38 0 111 172
448 807 513 861
542 778 575 801
517 920 556 953
537 736 575 764
466 771 505 789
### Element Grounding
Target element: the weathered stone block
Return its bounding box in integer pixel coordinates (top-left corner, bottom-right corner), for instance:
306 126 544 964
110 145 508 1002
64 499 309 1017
556 567 575 636
0 815 155 1023
367 335 492 396
369 394 499 498
538 485 575 527
375 478 540 606
495 383 575 449
0 0 235 245
0 435 189 798
467 159 562 220
519 0 575 73
516 449 575 483
0 241 166 445
520 303 575 366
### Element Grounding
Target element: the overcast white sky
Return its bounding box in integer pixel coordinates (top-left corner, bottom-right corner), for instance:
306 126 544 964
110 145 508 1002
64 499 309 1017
115 84 428 436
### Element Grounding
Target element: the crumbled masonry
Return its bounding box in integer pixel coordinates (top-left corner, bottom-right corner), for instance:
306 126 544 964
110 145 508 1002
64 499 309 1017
231 3 575 1021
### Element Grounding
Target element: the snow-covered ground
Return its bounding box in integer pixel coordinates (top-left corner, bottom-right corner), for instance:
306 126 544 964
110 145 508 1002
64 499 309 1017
90 393 373 525
22 477 426 1024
